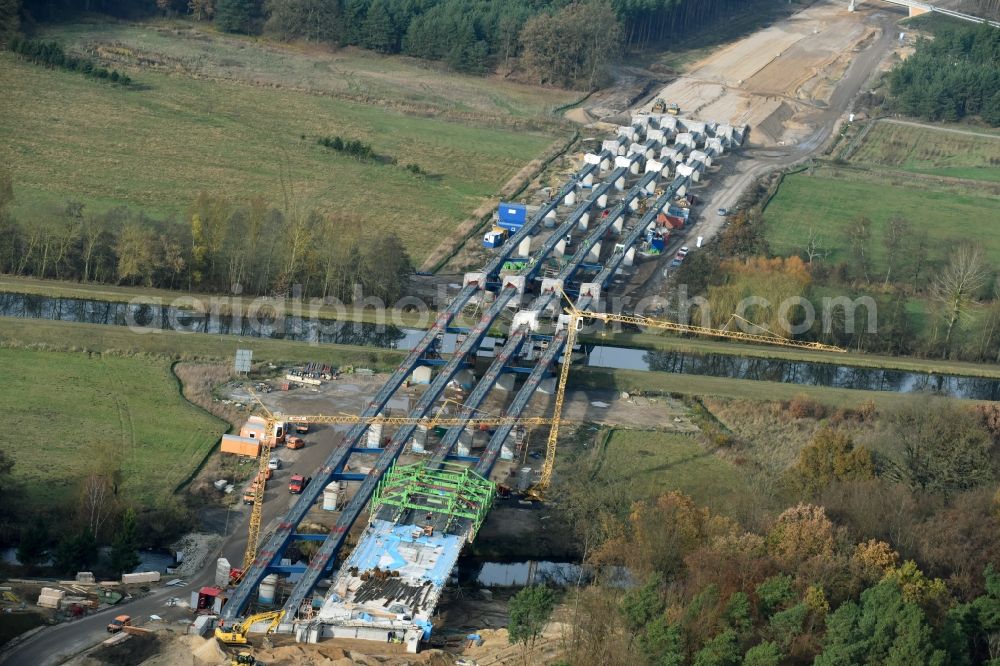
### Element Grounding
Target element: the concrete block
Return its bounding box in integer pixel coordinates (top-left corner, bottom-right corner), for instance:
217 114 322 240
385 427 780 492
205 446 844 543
612 215 624 233
463 272 486 289
122 571 160 585
645 159 665 175
587 242 602 262
597 192 608 208
541 277 564 297
366 422 383 448
517 236 532 258
578 211 590 230
563 189 576 206
583 171 596 185
623 247 636 267
410 425 429 454
512 310 541 332
578 283 601 302
555 239 567 256
614 155 633 169
583 152 602 165
411 365 432 385
614 175 626 191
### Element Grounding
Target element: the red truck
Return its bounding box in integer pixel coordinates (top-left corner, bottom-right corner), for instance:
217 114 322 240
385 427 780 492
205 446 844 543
289 475 311 494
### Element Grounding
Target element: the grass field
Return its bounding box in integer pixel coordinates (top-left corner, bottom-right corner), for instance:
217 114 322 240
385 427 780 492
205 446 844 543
573 367 988 408
1 21 570 263
595 429 751 516
763 165 1000 274
0 317 405 368
0 348 227 510
848 121 1000 182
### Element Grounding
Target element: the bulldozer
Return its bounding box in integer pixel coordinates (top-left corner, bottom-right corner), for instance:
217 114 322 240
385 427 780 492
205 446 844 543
651 97 666 113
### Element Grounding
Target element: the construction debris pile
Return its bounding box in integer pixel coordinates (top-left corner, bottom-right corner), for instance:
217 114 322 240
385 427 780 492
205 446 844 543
351 568 435 615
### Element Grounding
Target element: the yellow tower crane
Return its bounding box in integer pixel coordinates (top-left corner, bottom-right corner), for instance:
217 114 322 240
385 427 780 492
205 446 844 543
236 391 556 576
529 293 846 498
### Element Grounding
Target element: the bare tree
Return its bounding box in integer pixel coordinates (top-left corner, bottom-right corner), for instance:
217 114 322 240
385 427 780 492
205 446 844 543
882 215 909 288
802 227 826 264
849 216 872 284
80 473 115 538
931 245 990 354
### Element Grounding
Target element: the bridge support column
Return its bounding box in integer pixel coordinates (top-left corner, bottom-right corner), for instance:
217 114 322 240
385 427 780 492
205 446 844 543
367 422 384 448
848 0 855 10
410 425 429 454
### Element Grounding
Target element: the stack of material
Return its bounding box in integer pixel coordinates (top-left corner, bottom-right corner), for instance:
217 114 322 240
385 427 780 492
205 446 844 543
352 576 434 615
37 587 65 608
59 596 95 610
75 572 96 584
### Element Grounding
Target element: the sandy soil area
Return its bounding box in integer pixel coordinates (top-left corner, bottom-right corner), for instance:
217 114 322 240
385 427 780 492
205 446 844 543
641 1 879 146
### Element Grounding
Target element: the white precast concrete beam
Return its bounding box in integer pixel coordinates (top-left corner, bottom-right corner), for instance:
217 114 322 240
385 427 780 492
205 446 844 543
503 276 526 307
410 424 428 454
463 272 486 288
367 421 384 448
587 241 602 262
690 149 712 167
512 310 541 332
541 277 564 298
602 139 623 155
496 373 515 391
579 282 601 302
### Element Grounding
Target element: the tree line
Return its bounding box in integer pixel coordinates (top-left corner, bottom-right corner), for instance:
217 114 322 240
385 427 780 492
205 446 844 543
3 0 764 88
0 177 413 303
889 21 1000 126
8 36 132 84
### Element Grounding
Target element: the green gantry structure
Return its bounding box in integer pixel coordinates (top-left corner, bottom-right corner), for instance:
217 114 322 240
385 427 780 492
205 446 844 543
371 461 496 537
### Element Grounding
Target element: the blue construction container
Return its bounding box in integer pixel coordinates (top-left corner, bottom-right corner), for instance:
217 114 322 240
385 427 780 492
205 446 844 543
651 236 666 252
483 231 504 249
497 202 527 232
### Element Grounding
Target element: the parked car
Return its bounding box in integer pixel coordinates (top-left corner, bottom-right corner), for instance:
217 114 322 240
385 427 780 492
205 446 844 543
268 458 282 471
286 436 305 450
717 207 728 216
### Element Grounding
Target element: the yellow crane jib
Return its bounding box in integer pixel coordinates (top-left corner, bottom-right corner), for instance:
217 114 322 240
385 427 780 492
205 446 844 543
527 290 846 499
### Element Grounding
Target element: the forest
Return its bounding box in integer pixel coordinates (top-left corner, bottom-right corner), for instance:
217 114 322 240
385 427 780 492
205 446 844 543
0 178 414 303
2 0 757 88
545 398 1000 666
889 21 1000 126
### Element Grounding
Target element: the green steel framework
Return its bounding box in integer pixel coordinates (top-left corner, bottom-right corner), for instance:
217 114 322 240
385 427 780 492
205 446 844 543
371 461 496 536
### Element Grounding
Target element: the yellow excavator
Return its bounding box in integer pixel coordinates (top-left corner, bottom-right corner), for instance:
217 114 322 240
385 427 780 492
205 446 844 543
215 610 284 646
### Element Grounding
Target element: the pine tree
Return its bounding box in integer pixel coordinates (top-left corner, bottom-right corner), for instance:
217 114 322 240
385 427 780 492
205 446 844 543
110 508 141 575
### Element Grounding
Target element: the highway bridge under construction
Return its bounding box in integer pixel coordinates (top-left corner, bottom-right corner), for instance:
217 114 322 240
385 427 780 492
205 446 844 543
220 112 749 651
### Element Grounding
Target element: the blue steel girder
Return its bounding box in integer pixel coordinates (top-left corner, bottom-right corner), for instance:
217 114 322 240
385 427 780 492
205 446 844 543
279 286 520 618
224 157 619 621
432 326 530 465
524 169 626 282
473 328 569 478
221 281 482 620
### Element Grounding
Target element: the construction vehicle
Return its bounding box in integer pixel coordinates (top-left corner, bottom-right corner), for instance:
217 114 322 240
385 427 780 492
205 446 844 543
234 391 556 580
107 615 131 633
666 102 680 115
288 475 310 494
231 652 260 666
526 291 846 500
651 97 667 113
215 610 284 646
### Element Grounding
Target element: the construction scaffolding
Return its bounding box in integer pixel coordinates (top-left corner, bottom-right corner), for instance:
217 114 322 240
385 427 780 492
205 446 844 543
371 461 496 537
